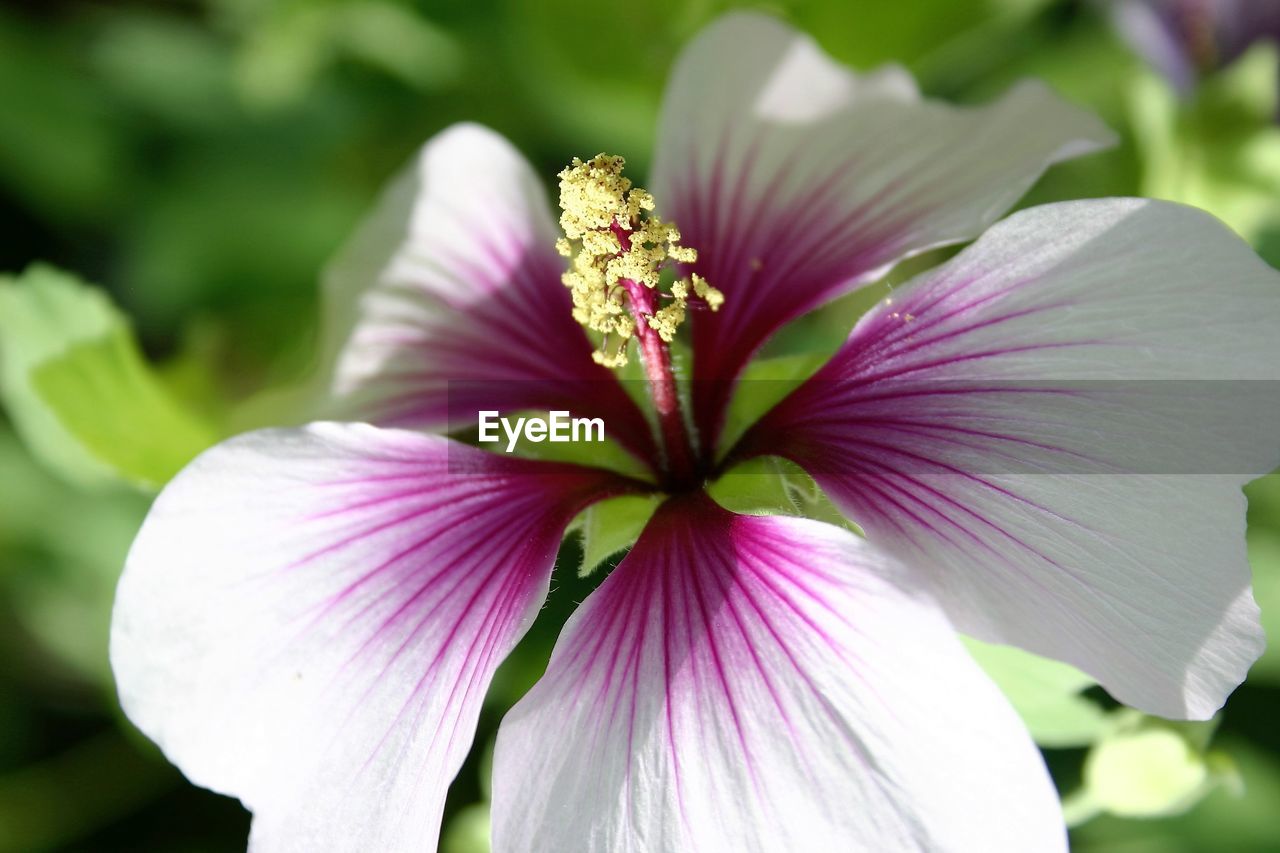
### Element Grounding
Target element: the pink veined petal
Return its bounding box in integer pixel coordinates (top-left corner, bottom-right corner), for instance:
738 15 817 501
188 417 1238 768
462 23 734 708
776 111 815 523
491 492 1064 853
320 122 658 465
742 198 1280 719
651 11 1115 450
110 424 630 852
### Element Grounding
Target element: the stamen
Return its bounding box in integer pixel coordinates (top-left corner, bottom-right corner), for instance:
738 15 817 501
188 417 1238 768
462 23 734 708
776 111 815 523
556 154 723 367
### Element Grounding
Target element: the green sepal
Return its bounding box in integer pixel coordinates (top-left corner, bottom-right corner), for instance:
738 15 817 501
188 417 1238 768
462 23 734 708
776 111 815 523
573 493 662 578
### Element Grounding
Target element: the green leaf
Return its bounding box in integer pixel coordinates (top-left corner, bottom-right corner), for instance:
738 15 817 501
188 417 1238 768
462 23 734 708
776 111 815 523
230 0 464 108
707 455 856 532
0 426 150 685
706 456 800 517
1244 529 1280 684
0 11 124 223
440 803 490 853
718 353 828 459
1071 736 1280 849
575 494 661 578
1128 44 1280 264
789 0 1053 71
334 1 463 91
0 732 173 853
962 637 1108 748
88 12 235 129
1246 472 1280 524
1082 716 1236 820
502 0 689 162
0 264 219 489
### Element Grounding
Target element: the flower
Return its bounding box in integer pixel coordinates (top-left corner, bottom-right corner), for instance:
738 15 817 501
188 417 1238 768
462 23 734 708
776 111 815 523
1109 0 1280 92
110 11 1280 852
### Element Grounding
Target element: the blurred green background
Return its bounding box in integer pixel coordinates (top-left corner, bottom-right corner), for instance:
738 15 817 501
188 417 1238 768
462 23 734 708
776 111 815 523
2 0 1279 850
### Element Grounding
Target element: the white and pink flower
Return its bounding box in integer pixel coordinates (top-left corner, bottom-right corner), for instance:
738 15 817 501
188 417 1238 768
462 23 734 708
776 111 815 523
111 12 1280 852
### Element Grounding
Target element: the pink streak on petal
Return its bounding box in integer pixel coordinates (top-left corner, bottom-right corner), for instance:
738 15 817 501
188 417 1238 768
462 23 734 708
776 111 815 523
651 17 1113 453
111 424 636 851
327 124 659 466
734 199 1280 719
491 490 1064 851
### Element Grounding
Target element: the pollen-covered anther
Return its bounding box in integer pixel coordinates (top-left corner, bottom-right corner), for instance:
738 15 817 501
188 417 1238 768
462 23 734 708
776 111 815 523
556 153 722 367
691 273 724 311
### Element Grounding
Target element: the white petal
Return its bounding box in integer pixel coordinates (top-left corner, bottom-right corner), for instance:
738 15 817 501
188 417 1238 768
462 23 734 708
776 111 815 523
111 424 624 851
749 198 1280 719
319 123 657 459
491 494 1063 853
653 11 1115 444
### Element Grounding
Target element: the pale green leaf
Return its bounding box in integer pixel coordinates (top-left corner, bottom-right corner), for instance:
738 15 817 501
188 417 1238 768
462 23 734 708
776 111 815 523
1128 44 1280 259
963 637 1108 747
440 803 490 853
1084 723 1234 820
706 456 802 517
0 264 219 489
1071 735 1277 847
707 456 856 532
575 494 661 578
718 353 828 458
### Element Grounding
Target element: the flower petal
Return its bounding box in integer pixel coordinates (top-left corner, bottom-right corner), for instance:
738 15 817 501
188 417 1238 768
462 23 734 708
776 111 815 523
322 123 657 462
111 424 627 851
744 198 1280 719
652 11 1114 447
491 493 1063 852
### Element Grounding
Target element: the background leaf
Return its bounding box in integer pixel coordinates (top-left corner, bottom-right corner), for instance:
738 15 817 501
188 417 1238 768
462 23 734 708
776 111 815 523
0 265 218 489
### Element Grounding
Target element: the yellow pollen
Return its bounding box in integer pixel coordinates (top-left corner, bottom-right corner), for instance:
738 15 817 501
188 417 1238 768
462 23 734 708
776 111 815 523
556 153 723 367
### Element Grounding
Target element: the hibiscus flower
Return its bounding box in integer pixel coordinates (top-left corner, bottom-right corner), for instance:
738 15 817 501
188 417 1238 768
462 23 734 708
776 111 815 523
1110 0 1280 92
110 12 1280 852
